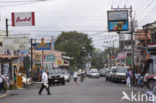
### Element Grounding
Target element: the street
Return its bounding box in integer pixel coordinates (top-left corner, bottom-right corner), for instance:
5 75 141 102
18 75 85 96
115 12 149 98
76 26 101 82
0 78 148 103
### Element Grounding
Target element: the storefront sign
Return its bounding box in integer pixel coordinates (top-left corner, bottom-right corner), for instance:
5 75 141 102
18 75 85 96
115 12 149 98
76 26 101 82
12 12 35 26
44 55 55 62
35 38 51 50
55 60 64 65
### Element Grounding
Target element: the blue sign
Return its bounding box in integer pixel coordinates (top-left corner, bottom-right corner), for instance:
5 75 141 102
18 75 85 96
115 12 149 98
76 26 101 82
108 21 128 31
35 42 51 50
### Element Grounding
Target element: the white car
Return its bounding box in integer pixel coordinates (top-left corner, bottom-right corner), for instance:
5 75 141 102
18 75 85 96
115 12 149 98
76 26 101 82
89 69 100 78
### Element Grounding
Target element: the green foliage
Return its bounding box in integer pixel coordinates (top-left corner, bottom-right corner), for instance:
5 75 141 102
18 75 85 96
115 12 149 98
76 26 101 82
55 31 94 69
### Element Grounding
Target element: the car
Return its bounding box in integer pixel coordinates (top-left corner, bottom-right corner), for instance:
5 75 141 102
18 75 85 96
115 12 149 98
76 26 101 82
48 69 65 85
99 68 108 77
62 70 70 82
89 69 100 78
113 66 128 83
144 74 156 90
108 66 118 82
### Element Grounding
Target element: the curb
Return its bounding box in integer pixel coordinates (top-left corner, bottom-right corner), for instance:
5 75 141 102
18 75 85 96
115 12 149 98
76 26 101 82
0 93 9 99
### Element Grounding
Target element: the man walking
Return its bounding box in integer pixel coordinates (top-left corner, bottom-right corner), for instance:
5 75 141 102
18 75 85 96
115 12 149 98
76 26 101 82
39 69 51 95
126 69 131 87
73 70 79 85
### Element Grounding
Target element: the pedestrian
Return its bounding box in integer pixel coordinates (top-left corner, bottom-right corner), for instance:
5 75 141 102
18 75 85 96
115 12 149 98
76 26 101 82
126 69 131 87
0 73 6 93
135 72 140 87
38 69 51 95
80 71 85 83
73 69 79 85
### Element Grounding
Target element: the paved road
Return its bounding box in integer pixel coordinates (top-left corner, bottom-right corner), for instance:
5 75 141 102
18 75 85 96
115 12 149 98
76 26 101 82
0 78 148 103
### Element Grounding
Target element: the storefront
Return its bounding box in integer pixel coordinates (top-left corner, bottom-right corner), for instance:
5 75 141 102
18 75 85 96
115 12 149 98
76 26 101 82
0 54 19 85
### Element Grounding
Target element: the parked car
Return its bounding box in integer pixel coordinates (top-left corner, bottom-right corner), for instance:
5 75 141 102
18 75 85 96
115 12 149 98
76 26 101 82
62 70 70 82
99 68 108 77
113 66 128 83
48 69 65 85
108 66 118 82
144 74 156 90
89 69 100 78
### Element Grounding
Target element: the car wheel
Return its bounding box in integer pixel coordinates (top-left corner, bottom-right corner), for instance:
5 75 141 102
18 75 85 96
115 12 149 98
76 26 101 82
147 80 156 90
62 81 65 85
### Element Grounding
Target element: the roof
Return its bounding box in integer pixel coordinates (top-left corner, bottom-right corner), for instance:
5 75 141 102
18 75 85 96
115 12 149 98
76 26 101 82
0 54 18 59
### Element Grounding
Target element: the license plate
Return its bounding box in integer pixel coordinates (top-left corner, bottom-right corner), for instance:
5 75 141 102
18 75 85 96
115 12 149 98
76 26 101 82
55 80 58 82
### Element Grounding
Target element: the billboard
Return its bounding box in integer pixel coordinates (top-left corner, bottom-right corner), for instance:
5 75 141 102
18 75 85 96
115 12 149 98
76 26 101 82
12 12 35 26
107 10 128 32
2 37 29 50
108 21 128 31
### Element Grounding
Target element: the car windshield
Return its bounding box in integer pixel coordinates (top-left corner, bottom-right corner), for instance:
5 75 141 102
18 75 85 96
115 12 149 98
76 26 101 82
90 69 98 73
117 68 127 73
48 69 63 75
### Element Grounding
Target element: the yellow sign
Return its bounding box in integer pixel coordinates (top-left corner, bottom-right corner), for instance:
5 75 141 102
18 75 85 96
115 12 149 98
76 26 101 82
55 60 64 65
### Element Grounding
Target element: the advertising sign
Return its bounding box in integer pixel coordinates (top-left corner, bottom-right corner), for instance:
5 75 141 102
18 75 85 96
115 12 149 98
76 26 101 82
2 37 29 50
107 10 128 32
118 53 126 59
12 12 35 26
35 43 51 50
108 21 128 31
35 38 51 50
55 60 64 65
44 55 55 62
108 10 128 21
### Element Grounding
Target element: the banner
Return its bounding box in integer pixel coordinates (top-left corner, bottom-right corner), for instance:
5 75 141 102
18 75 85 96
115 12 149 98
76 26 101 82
12 12 35 26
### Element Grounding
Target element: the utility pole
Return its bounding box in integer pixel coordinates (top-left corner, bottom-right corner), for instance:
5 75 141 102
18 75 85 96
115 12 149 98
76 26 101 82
111 6 135 84
30 39 33 78
6 18 9 37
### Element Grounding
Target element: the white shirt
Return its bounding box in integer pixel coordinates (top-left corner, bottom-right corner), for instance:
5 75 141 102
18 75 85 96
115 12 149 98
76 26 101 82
0 75 5 83
73 72 78 78
42 72 48 83
0 76 2 83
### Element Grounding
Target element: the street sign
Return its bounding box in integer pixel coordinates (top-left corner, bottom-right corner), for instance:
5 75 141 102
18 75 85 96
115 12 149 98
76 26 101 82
107 10 129 32
12 12 35 27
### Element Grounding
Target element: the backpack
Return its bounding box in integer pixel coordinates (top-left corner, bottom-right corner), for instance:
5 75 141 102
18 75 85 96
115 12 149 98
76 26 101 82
126 71 130 77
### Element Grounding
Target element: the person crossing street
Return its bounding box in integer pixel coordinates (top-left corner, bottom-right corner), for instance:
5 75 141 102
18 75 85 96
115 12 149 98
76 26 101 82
38 69 51 95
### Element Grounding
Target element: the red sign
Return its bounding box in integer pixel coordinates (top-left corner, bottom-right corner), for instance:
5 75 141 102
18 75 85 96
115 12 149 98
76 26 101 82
118 53 126 59
12 12 35 26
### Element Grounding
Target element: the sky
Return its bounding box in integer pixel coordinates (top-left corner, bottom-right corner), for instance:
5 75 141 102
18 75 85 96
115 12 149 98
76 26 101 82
0 0 155 50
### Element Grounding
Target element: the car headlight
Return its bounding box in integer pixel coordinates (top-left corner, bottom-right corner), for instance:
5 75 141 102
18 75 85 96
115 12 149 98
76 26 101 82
154 76 156 80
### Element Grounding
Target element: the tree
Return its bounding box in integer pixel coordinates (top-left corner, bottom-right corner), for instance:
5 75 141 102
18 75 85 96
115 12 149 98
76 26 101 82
55 31 94 70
